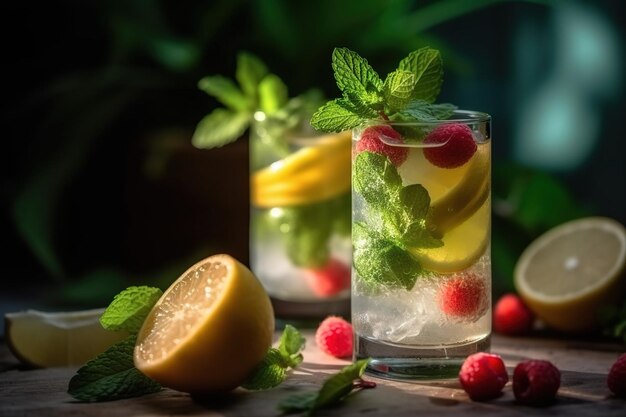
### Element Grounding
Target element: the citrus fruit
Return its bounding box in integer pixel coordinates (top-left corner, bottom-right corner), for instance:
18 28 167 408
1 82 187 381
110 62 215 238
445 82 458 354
133 254 275 393
514 217 626 332
5 308 127 367
411 201 490 273
251 131 351 207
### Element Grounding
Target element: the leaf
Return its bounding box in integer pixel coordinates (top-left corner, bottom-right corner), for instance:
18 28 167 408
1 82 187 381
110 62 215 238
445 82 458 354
236 51 268 100
197 75 250 112
353 152 402 213
383 70 416 112
353 223 422 291
68 336 161 402
332 47 383 96
241 348 287 391
99 286 163 333
192 108 250 149
278 324 306 367
278 392 317 414
310 98 362 133
398 47 443 103
312 359 371 411
258 74 289 114
343 91 381 119
400 100 457 121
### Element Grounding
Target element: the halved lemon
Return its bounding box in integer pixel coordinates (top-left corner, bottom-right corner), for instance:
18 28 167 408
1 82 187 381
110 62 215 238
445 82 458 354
133 254 274 393
5 308 127 367
515 217 626 332
251 131 351 207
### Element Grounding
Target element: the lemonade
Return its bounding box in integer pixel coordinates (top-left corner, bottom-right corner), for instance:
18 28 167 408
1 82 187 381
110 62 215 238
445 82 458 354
351 114 492 379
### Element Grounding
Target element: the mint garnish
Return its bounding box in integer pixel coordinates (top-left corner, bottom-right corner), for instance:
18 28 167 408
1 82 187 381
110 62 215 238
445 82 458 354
243 324 306 391
278 358 374 415
311 47 455 133
68 286 164 402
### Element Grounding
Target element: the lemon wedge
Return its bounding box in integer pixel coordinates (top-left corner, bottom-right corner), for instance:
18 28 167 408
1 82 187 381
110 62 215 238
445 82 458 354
515 217 626 332
251 131 351 207
5 308 127 367
134 254 274 393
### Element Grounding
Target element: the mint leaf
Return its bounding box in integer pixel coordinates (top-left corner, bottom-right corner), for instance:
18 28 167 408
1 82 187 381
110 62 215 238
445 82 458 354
310 98 362 133
343 91 381 118
398 47 443 103
241 348 287 391
99 286 162 333
242 325 306 391
259 74 289 114
332 48 383 96
192 108 250 149
278 324 306 367
236 51 268 100
198 75 250 112
399 100 457 121
353 223 422 291
383 70 417 113
68 336 161 402
278 359 373 415
353 152 402 213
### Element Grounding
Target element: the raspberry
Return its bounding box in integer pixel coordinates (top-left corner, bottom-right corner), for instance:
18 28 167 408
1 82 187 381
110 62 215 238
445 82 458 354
513 360 560 406
315 316 353 358
423 123 477 168
355 125 408 166
493 293 534 336
304 258 350 297
459 352 509 401
438 273 487 320
608 353 626 397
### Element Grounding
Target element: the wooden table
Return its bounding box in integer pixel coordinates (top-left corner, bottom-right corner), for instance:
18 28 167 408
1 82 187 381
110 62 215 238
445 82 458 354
1 331 625 416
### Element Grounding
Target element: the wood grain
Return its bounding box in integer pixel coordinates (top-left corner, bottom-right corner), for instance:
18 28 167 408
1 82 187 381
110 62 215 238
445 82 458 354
1 332 624 416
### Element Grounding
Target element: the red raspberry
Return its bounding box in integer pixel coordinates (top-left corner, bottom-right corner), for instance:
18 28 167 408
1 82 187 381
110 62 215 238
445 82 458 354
438 273 487 320
315 316 353 358
459 352 509 401
423 123 477 168
493 293 534 336
513 360 560 405
355 125 408 166
304 258 350 297
608 353 626 397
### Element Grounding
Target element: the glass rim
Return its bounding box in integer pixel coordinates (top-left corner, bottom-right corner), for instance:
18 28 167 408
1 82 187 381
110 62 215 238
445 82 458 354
361 109 491 126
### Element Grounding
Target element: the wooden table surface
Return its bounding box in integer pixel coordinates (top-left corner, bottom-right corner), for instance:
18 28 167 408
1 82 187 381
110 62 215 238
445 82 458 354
1 331 625 417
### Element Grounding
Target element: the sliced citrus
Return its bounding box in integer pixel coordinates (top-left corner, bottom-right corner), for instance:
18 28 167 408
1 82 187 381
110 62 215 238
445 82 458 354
411 200 490 273
515 217 626 332
251 131 351 207
5 308 127 367
133 254 274 393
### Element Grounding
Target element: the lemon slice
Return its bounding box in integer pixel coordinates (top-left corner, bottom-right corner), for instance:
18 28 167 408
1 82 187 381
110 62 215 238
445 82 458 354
134 254 274 393
515 217 626 332
5 308 127 367
411 200 490 273
251 131 351 207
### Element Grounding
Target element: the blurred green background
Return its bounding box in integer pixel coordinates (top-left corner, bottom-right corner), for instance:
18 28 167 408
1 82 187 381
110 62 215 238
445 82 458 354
1 0 624 334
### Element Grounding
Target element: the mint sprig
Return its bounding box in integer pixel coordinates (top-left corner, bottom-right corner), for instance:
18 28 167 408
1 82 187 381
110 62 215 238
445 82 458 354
311 46 456 133
68 286 164 402
278 359 374 415
243 325 306 390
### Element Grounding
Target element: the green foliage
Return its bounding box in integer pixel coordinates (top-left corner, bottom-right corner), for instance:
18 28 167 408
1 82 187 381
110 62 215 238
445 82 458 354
99 286 163 333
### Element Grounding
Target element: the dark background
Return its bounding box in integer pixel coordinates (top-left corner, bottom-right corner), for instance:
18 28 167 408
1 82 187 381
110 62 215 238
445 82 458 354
1 0 624 332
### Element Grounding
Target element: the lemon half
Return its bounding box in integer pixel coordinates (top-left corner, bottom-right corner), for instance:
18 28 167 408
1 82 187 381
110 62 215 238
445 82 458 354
515 217 626 332
5 308 127 367
133 254 274 393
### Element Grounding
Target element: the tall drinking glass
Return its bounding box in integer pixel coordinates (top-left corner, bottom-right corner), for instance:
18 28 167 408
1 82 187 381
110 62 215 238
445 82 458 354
351 111 491 379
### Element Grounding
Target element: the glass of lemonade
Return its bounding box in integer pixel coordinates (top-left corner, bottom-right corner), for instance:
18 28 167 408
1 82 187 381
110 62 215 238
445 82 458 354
249 114 352 321
351 111 491 379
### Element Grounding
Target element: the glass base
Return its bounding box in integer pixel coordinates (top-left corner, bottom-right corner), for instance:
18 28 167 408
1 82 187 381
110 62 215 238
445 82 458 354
271 296 350 328
354 333 491 381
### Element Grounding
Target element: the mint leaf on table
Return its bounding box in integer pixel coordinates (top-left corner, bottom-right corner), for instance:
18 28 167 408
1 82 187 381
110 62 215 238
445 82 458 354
99 286 163 333
278 359 373 415
243 325 306 391
69 286 163 402
68 336 161 402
